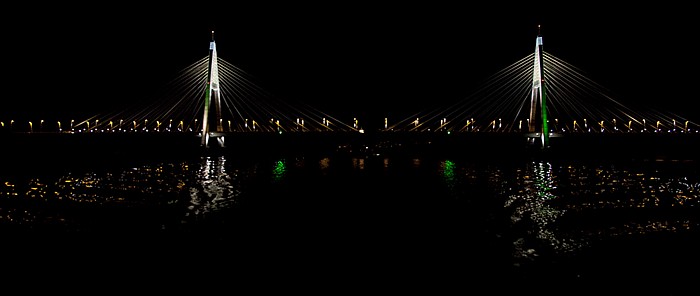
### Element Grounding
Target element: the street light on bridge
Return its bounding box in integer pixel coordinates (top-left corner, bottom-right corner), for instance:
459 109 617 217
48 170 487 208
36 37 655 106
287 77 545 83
673 119 676 132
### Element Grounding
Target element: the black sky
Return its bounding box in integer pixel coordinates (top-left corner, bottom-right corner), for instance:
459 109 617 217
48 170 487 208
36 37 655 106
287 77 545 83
2 3 699 122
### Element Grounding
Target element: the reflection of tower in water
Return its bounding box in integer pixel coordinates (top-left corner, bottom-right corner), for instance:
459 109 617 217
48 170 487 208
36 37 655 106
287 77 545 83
503 161 582 265
186 156 240 220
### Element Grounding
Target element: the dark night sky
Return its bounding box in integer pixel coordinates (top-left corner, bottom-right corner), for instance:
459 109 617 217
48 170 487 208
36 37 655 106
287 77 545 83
2 3 699 123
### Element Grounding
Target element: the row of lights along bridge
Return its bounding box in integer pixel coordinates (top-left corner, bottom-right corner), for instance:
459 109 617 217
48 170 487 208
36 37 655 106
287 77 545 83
1 117 697 134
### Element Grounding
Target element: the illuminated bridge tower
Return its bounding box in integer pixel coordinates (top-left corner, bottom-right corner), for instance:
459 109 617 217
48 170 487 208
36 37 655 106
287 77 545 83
201 31 225 148
528 25 549 148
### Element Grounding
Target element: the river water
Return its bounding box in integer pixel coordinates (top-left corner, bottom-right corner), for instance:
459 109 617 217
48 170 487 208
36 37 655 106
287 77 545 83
1 133 699 293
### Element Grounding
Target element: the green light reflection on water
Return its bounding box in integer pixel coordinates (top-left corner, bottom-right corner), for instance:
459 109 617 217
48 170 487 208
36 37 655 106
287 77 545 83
440 159 457 191
272 159 287 182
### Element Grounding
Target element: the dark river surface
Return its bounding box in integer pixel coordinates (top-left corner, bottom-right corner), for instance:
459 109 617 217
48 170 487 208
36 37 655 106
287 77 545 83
2 132 699 294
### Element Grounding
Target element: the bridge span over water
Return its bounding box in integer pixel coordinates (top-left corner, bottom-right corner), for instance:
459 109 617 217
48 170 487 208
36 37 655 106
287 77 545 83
2 27 698 150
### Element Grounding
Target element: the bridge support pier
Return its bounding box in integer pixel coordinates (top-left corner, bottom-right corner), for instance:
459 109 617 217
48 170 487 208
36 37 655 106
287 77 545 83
201 132 225 148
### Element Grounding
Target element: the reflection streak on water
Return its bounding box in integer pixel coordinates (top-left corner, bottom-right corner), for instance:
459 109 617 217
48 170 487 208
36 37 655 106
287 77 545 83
492 160 700 265
272 159 287 182
319 157 330 174
351 157 365 170
499 161 578 263
1 153 699 269
440 160 457 191
186 156 242 221
0 155 254 227
555 163 700 238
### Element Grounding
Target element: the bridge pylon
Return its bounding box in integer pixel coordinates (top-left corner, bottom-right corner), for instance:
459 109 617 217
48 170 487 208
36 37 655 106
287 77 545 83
201 30 225 148
528 25 549 148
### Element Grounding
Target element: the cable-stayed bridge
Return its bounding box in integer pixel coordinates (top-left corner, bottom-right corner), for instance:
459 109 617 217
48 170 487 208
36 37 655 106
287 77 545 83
386 27 699 145
2 28 698 149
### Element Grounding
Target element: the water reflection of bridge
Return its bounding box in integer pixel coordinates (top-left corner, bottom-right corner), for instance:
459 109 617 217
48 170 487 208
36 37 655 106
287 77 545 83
1 28 698 148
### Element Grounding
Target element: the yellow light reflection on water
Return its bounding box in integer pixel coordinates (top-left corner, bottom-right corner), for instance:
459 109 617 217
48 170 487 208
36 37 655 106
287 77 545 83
352 158 365 170
319 158 330 172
